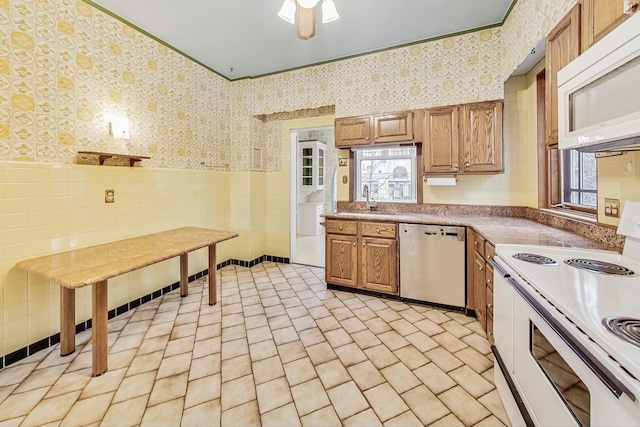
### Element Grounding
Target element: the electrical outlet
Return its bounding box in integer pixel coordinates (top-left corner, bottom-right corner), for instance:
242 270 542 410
342 175 348 184
604 198 620 218
105 189 115 203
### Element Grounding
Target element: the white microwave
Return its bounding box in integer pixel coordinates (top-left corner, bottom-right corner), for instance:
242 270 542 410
558 10 640 152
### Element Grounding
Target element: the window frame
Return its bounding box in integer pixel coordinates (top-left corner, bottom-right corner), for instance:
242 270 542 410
349 144 423 205
537 68 598 217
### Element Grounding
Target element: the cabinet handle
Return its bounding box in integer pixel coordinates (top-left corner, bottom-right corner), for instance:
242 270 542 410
487 279 493 286
362 242 365 246
488 303 493 310
353 242 356 246
474 241 478 247
339 226 342 230
454 162 459 170
479 266 483 271
376 228 380 233
464 161 471 169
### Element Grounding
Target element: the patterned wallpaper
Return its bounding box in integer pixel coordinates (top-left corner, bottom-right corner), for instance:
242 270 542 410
1 0 565 172
502 0 578 79
2 0 232 169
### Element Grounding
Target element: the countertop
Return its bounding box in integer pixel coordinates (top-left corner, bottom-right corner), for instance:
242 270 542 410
323 212 609 250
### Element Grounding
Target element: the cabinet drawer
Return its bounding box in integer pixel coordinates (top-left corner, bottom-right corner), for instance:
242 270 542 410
472 232 486 257
485 241 495 261
325 219 357 235
361 222 397 238
485 262 494 291
486 285 494 315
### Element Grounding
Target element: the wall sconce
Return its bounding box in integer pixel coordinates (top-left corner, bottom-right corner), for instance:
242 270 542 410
109 116 130 139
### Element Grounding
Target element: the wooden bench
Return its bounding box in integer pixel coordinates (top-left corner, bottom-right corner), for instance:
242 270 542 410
17 227 238 376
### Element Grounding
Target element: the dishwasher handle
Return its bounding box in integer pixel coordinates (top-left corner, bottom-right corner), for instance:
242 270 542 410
400 224 465 241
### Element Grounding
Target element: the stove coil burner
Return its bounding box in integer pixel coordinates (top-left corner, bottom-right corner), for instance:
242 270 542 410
512 253 559 265
564 258 635 276
602 317 640 348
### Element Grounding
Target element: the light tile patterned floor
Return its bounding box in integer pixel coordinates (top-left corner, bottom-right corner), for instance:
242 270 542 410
0 263 510 426
295 234 325 267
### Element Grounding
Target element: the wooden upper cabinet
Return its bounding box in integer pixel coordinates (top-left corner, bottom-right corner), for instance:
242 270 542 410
421 100 503 175
460 100 503 173
335 116 371 147
545 4 581 147
423 107 460 174
582 0 636 51
335 111 415 148
372 111 414 143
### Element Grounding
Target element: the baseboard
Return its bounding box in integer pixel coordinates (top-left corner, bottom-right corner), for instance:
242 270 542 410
0 255 290 370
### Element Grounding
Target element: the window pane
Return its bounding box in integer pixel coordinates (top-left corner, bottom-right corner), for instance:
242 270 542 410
562 149 597 209
356 146 417 202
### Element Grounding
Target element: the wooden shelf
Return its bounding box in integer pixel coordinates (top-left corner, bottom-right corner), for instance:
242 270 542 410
78 151 150 166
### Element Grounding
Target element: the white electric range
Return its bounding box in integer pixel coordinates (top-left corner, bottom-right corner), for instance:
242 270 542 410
491 201 640 427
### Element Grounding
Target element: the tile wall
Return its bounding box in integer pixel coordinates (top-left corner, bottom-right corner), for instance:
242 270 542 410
0 161 235 356
598 152 640 226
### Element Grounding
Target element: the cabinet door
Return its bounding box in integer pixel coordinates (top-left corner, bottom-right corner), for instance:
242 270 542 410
460 101 503 173
473 251 486 328
582 0 635 51
466 228 477 310
360 237 398 294
335 116 371 147
546 4 581 147
423 107 460 174
372 111 414 143
325 234 358 287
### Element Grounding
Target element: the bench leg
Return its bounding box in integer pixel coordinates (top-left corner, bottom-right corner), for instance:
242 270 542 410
208 244 217 305
92 280 108 376
180 253 188 297
60 287 76 356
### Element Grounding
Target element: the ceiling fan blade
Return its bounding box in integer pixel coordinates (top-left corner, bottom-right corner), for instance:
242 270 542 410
296 6 315 40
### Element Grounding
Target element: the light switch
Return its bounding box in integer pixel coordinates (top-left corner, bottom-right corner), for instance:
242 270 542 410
342 175 348 184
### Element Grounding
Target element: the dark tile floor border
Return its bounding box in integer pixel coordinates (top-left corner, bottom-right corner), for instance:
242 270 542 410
0 255 290 370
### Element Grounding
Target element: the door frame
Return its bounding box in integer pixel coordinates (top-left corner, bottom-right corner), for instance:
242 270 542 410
289 125 334 265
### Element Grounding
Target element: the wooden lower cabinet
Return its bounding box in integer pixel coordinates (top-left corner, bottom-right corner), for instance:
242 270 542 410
467 229 495 341
325 234 357 287
361 237 398 294
325 219 398 296
473 251 487 327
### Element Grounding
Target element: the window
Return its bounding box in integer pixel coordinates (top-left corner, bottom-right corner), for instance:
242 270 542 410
354 146 417 202
562 150 597 209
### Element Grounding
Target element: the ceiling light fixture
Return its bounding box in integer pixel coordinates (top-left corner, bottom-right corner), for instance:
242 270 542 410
278 0 339 40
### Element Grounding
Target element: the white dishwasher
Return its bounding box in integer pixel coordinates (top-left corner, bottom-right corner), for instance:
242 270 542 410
399 223 466 308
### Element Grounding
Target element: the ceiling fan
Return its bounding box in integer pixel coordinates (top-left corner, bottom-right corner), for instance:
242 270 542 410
278 0 339 40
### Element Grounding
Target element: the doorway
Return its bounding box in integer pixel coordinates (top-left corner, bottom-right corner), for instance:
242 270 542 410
290 125 336 267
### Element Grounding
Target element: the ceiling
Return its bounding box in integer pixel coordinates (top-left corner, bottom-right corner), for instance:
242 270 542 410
88 0 515 80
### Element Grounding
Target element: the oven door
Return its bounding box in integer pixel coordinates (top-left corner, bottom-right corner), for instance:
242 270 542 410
513 290 590 427
511 276 638 427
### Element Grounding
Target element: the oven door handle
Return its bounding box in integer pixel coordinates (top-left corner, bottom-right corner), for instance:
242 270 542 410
489 257 510 278
507 277 636 402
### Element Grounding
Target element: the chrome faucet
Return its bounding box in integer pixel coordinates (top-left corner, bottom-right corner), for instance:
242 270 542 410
363 184 377 211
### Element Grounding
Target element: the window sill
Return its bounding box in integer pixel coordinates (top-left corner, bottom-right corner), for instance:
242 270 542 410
539 207 597 223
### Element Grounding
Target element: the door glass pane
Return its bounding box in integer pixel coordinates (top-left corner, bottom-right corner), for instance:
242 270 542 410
570 54 640 131
530 322 590 427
